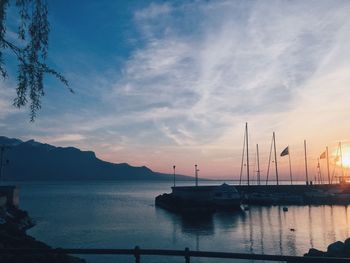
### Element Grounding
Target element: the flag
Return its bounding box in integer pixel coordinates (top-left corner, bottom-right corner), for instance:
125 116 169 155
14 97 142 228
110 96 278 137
280 146 289 157
320 151 326 159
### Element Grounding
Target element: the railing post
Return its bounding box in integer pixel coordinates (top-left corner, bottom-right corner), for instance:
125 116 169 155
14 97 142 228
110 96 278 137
134 246 140 263
184 247 190 263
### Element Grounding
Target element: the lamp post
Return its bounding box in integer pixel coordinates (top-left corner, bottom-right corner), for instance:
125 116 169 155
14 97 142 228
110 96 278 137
195 164 199 187
173 165 176 187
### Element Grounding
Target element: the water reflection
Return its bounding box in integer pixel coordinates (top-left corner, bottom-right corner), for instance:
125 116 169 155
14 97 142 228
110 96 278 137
156 204 350 257
257 207 265 254
18 182 350 263
180 215 215 236
308 206 314 248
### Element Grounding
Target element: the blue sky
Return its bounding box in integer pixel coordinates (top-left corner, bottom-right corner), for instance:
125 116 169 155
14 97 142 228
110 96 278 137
1 0 350 179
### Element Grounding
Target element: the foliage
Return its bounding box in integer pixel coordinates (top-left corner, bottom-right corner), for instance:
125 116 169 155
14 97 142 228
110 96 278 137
0 0 71 121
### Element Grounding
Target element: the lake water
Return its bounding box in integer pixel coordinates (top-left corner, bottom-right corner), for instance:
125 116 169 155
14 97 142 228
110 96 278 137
14 180 350 262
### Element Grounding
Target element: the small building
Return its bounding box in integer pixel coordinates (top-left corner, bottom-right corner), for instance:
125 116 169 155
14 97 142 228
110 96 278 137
0 195 7 208
0 186 19 207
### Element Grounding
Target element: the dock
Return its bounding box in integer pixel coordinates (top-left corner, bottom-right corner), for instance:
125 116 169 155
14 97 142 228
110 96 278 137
155 183 242 213
156 183 350 213
237 183 350 205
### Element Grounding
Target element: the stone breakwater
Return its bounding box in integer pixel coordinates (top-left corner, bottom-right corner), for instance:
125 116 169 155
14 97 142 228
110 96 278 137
304 238 350 258
236 184 350 205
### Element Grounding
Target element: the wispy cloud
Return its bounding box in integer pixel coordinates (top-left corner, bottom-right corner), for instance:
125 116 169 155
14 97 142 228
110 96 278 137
2 0 350 177
134 2 172 20
39 134 86 144
108 0 350 149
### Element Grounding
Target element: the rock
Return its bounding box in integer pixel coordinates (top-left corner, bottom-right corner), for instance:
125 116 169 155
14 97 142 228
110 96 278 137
305 248 326 257
327 241 345 256
0 204 86 263
344 238 350 253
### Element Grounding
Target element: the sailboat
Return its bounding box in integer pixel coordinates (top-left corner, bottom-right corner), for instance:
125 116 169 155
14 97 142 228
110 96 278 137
332 142 350 184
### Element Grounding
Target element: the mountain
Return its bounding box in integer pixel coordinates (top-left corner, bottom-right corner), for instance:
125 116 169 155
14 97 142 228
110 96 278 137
0 136 191 181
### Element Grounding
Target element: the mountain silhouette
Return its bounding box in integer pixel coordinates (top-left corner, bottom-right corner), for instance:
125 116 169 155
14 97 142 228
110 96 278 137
0 136 191 181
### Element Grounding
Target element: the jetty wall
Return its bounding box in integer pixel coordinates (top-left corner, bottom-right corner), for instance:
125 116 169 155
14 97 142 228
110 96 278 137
235 184 349 194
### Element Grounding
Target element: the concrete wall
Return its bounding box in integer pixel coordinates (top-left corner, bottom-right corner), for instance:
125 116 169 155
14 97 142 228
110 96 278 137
172 187 213 201
172 185 239 201
235 184 350 194
0 186 19 207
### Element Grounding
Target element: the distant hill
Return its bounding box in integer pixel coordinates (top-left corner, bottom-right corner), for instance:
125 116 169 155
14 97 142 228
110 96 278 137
0 136 192 181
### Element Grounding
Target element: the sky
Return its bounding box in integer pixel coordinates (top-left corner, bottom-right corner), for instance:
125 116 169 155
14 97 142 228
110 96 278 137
1 0 350 180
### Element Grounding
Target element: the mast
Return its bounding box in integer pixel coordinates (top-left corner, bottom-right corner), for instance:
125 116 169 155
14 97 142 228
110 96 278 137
331 144 340 184
273 132 279 185
340 142 344 178
316 158 321 184
288 148 293 185
304 140 309 185
256 144 261 185
265 134 273 185
239 129 246 185
173 165 176 187
326 146 330 184
195 164 198 187
246 122 250 186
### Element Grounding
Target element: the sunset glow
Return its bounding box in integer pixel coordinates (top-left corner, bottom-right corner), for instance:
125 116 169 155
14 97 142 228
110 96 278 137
1 1 350 179
334 145 350 169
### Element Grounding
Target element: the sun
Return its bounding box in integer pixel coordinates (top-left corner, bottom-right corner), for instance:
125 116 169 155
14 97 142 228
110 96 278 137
340 154 350 168
334 145 350 168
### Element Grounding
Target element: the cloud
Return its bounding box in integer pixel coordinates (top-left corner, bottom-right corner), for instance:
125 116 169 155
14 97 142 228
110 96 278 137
134 2 172 20
3 0 350 177
40 134 86 143
108 0 350 150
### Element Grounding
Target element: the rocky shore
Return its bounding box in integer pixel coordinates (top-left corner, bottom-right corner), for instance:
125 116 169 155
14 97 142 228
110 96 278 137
304 238 350 258
0 187 85 263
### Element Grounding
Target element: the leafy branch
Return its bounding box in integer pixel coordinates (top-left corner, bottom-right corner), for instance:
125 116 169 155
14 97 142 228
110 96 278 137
0 0 71 121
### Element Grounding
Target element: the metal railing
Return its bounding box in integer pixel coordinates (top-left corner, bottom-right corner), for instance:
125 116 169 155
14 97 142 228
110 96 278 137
0 247 349 263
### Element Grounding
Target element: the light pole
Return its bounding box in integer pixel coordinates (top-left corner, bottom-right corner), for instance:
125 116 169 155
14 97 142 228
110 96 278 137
195 164 199 187
173 165 176 187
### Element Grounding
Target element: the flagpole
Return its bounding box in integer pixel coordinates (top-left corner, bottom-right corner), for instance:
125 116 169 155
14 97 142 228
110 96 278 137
288 148 293 185
304 140 309 185
326 146 330 184
273 132 279 185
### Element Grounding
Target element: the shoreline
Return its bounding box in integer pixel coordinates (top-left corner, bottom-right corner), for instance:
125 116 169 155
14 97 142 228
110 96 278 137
0 185 85 263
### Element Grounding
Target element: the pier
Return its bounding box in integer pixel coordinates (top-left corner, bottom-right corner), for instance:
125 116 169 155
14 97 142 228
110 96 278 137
237 183 350 205
156 183 350 211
